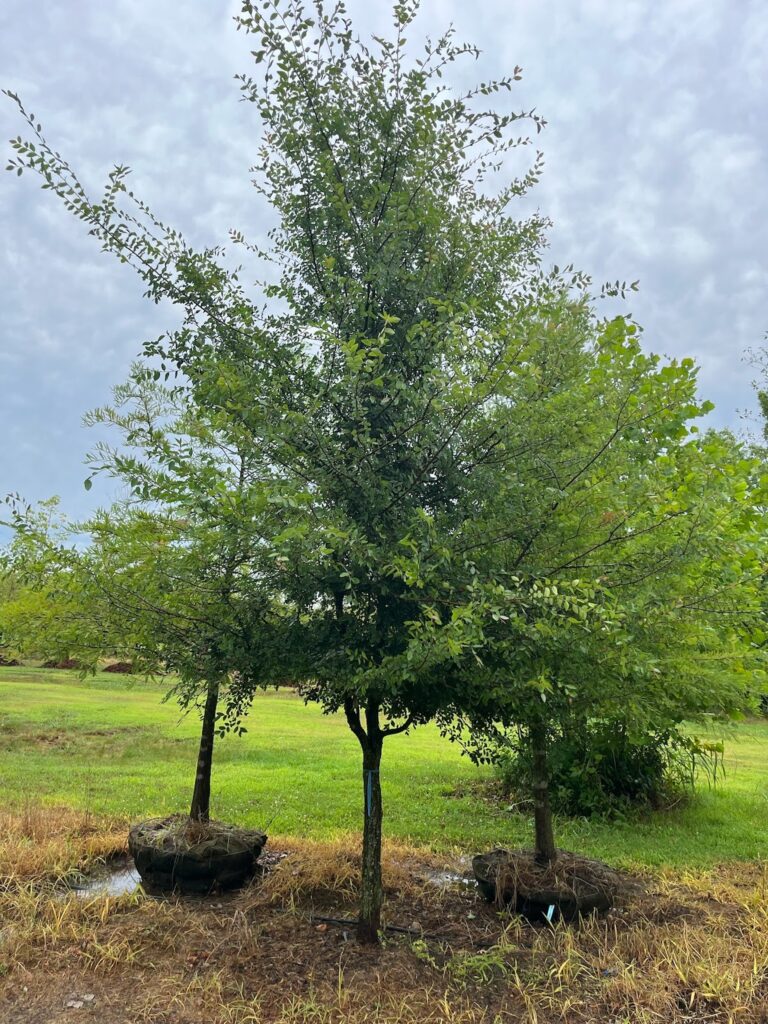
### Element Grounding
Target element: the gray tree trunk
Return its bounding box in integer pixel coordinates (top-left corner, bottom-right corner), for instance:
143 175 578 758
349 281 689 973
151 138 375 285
530 719 557 865
189 677 220 822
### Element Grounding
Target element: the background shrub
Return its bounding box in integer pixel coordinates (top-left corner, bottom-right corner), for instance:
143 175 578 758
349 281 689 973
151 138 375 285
496 720 724 817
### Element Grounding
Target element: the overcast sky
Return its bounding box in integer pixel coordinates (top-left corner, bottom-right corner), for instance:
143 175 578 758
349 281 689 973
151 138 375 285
2 0 766 522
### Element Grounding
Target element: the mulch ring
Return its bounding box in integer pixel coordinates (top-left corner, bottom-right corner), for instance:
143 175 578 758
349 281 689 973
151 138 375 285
41 658 81 670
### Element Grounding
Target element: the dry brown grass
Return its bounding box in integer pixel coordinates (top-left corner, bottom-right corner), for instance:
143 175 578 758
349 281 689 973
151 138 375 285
253 832 453 905
0 802 126 883
0 805 767 1023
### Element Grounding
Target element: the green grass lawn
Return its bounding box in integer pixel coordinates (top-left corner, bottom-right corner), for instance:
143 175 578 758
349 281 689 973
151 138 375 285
1 666 766 869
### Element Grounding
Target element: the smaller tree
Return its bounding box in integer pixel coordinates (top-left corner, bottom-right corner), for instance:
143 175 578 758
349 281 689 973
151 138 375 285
3 367 287 825
440 427 766 871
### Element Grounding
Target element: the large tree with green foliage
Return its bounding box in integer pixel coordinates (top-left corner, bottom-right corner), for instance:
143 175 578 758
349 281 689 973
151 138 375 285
5 0 557 940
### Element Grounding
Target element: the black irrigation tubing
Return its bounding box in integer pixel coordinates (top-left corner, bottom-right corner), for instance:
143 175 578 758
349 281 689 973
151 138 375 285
310 913 430 938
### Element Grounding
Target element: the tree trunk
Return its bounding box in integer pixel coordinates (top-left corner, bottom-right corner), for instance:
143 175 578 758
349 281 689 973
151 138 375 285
344 697 385 944
189 677 219 822
530 718 557 865
358 730 384 943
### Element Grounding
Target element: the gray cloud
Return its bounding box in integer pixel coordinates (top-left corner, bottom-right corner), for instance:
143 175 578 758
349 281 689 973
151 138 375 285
1 0 766 523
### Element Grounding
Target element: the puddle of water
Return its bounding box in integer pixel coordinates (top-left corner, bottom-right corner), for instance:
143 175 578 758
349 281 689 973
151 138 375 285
425 869 478 890
66 858 142 898
62 856 476 899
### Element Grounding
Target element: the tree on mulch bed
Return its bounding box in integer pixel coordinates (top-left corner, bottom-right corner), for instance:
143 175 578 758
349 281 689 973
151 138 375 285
103 661 134 673
41 658 81 670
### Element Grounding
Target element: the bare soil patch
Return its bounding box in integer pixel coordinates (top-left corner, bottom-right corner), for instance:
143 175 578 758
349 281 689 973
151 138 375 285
103 661 135 674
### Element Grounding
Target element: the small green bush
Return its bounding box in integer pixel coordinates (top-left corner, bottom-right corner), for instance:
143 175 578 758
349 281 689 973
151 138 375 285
496 721 724 817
